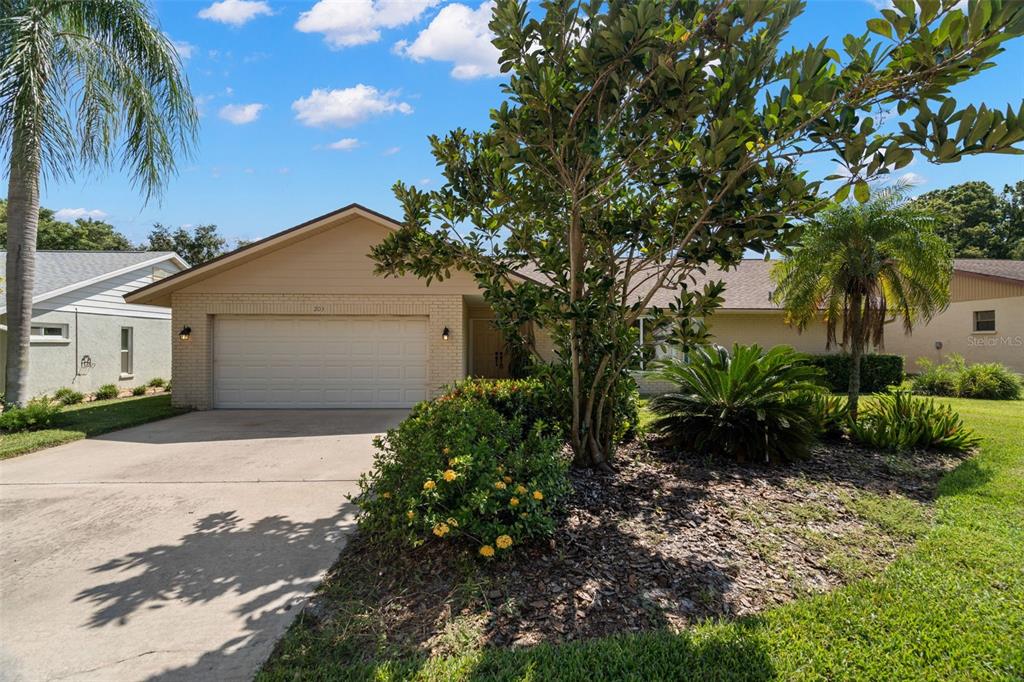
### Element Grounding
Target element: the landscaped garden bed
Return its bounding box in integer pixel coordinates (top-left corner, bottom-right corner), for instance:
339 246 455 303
271 434 963 663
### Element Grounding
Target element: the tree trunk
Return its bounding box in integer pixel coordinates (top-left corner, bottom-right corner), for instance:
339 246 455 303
4 131 41 407
847 291 864 422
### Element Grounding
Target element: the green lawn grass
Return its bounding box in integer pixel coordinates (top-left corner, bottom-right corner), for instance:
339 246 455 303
261 397 1024 681
0 394 189 460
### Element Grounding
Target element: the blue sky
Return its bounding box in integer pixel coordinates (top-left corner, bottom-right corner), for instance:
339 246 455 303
31 0 1024 246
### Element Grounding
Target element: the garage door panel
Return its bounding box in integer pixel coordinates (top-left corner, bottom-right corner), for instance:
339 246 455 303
214 316 428 408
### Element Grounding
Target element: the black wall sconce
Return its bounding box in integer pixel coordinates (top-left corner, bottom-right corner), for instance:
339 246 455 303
442 326 450 341
179 325 192 341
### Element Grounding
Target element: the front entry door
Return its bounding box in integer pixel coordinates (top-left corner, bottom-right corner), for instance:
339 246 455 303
472 319 510 379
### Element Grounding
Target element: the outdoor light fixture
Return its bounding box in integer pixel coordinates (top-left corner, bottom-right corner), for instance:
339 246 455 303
442 327 450 341
934 340 943 350
179 326 192 341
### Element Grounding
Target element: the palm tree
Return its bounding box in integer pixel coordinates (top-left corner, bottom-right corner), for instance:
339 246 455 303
771 185 953 419
1 0 197 405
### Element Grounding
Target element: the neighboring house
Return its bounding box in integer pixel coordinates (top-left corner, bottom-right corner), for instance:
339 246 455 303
0 251 188 399
626 257 1024 394
125 204 1024 410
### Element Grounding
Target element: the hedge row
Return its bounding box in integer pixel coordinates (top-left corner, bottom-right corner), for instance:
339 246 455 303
806 353 905 393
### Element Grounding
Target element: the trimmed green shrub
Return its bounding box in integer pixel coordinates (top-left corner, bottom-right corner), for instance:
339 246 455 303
0 398 62 432
647 344 826 464
148 377 167 388
807 353 905 393
353 389 569 558
94 384 119 400
849 391 980 452
912 355 1022 400
131 385 148 396
53 387 84 406
441 377 554 439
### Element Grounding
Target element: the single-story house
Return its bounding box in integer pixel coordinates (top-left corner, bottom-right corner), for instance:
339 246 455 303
125 204 1024 410
1 250 188 398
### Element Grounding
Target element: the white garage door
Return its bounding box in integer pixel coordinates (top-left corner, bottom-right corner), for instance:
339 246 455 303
214 316 428 408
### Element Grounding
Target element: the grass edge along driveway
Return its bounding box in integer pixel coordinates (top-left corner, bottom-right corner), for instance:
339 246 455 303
0 394 190 460
259 397 1024 681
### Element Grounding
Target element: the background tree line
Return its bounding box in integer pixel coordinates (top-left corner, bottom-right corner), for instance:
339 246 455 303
913 180 1024 259
2 177 1019 270
0 198 233 265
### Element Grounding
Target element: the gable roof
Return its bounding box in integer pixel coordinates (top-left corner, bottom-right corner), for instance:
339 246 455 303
520 257 1024 310
126 203 402 306
951 258 1024 284
123 199 1024 310
0 250 187 313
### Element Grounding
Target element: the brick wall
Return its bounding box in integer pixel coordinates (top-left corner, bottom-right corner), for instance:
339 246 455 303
170 292 466 409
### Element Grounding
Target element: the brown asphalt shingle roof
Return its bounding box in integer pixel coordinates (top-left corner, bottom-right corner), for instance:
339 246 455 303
516 258 1024 310
951 258 1024 283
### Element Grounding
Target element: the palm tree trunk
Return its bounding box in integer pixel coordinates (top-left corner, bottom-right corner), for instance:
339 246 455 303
847 291 863 421
4 131 41 407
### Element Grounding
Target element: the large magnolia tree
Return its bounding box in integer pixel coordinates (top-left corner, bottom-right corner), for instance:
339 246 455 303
371 0 1024 468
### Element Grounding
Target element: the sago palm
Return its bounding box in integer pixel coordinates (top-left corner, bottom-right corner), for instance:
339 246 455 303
648 344 826 464
771 185 953 419
1 0 197 405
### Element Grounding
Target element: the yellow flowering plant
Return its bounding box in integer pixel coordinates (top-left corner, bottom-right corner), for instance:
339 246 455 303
351 379 570 555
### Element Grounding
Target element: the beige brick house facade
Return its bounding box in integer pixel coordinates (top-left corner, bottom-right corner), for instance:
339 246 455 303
129 204 1024 408
128 205 492 410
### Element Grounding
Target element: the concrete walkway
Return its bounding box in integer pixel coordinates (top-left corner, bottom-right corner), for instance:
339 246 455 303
0 409 404 682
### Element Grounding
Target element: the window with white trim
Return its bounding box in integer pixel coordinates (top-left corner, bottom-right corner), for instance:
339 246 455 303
30 324 69 341
972 310 996 333
120 327 134 375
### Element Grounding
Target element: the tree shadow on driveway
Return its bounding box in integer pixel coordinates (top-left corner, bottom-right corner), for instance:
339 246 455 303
73 503 357 680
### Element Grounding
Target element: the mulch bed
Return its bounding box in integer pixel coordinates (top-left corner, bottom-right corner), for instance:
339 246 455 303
298 437 964 660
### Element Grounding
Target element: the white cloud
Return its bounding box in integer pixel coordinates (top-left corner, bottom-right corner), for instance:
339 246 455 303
383 146 401 156
169 37 196 61
394 1 500 79
327 137 361 151
198 0 272 26
866 0 966 11
53 208 107 221
218 102 265 124
292 85 412 127
898 172 926 187
296 0 442 48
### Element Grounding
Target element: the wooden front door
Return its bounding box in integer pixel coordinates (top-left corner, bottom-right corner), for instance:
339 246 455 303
471 319 510 379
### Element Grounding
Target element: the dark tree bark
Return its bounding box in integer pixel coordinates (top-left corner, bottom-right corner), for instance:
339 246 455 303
847 290 864 421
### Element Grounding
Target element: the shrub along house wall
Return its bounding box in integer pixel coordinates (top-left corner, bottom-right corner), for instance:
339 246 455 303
806 354 905 393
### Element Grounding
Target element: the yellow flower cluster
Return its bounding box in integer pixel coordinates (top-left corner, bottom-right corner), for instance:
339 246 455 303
443 469 458 482
407 510 415 520
502 475 512 484
515 484 528 495
509 497 519 507
479 545 495 557
533 490 544 501
446 517 459 527
494 481 507 490
433 522 450 537
423 480 436 491
381 491 391 499
496 535 513 549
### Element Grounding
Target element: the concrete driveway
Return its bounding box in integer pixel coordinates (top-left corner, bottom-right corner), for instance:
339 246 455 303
0 409 404 682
